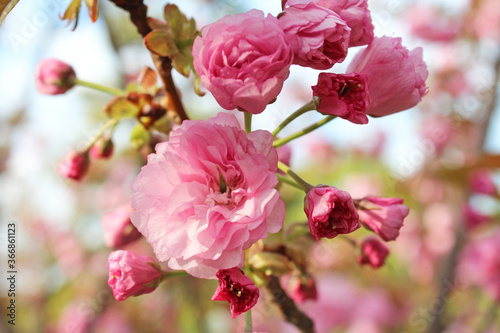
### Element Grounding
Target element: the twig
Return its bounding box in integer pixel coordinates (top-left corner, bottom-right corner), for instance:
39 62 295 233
109 0 189 124
265 275 315 333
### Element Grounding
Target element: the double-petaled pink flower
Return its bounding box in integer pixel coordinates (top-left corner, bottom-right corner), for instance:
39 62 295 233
35 58 76 95
358 236 389 268
304 185 360 240
192 10 293 114
286 0 374 47
278 2 351 69
312 72 370 124
212 267 259 318
130 113 285 278
357 196 409 241
347 36 428 117
107 250 161 301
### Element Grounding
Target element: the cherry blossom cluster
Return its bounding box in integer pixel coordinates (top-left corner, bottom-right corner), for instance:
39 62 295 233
35 0 428 326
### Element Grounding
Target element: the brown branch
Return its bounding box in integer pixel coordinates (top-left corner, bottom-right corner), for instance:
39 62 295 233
265 275 315 333
109 0 189 124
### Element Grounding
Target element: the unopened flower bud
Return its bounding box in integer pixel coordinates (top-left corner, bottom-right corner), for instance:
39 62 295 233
35 58 76 95
90 135 114 159
57 150 90 181
107 250 161 301
358 236 389 268
291 275 318 303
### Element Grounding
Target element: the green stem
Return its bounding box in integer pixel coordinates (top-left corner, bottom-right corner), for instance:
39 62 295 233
273 115 336 148
272 100 315 137
244 309 253 332
85 118 119 151
277 174 303 190
75 79 126 96
278 161 313 193
244 112 252 133
160 270 189 282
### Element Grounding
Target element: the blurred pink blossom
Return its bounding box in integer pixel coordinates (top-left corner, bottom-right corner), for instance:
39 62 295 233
57 150 90 181
463 204 492 230
358 236 390 268
468 169 498 197
130 113 285 278
406 5 461 42
101 205 142 248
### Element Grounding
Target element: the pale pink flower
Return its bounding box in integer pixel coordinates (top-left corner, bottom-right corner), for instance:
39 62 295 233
347 36 429 117
357 196 409 241
468 169 498 197
107 250 161 301
57 150 90 181
473 0 500 42
277 144 292 175
101 205 142 248
420 115 453 154
406 5 461 43
35 58 76 95
212 267 259 318
130 113 285 278
312 72 369 124
459 230 500 301
286 0 374 47
192 10 293 114
304 185 360 240
358 236 389 268
278 2 351 69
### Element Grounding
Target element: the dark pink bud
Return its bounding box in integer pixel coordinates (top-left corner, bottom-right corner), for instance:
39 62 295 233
102 205 142 248
358 236 389 268
468 169 498 197
463 204 492 230
35 58 76 95
292 276 318 303
90 136 114 159
357 196 409 241
212 268 259 318
312 72 370 124
304 185 360 240
57 150 90 181
107 250 161 301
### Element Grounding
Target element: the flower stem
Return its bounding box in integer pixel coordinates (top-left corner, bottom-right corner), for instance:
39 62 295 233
244 309 253 332
75 79 126 96
272 100 315 137
85 118 119 151
160 270 189 282
273 115 336 148
245 112 252 133
277 174 303 190
278 161 313 192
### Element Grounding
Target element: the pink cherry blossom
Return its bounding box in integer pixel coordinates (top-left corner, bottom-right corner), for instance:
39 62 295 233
312 72 370 124
101 205 142 248
304 185 360 240
459 230 500 301
57 150 90 181
130 113 285 278
291 275 318 303
357 196 409 241
286 0 374 47
35 58 76 95
278 2 351 70
192 10 293 114
358 236 389 268
212 267 259 318
107 250 161 301
347 36 429 117
468 169 498 197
